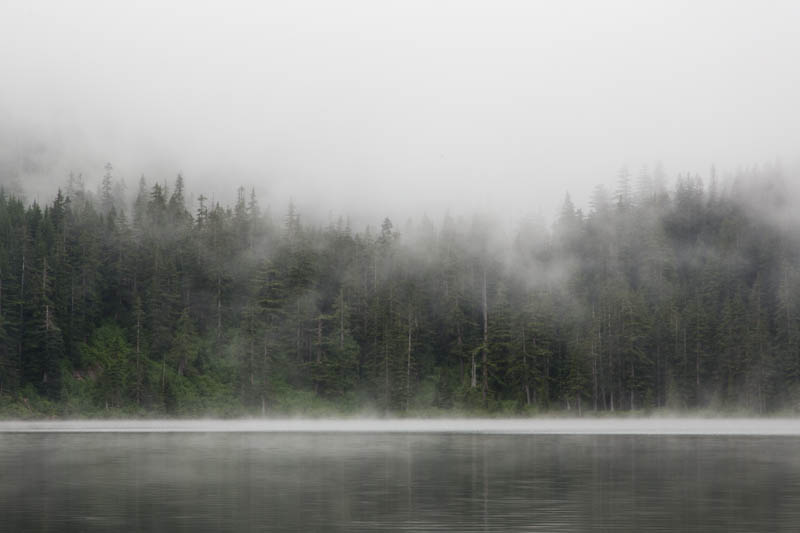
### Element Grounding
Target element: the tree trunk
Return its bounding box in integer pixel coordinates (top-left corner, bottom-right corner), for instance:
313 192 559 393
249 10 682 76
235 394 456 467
317 316 322 363
522 325 531 406
655 341 660 408
407 310 412 411
339 289 344 350
20 248 25 338
216 274 222 339
457 322 465 382
136 311 141 405
470 350 477 388
81 268 87 342
482 269 488 405
695 333 701 404
384 337 389 409
592 338 598 411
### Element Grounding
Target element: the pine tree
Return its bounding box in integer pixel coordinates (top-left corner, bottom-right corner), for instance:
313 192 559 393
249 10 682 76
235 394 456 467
101 162 114 214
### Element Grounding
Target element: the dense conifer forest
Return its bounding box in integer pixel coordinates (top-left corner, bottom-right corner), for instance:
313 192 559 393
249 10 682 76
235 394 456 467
1 164 799 416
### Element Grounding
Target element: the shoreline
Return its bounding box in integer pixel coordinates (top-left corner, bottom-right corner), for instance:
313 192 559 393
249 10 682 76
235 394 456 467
3 417 800 435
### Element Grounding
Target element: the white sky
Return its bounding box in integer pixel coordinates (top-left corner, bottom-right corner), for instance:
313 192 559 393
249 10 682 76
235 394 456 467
1 0 798 225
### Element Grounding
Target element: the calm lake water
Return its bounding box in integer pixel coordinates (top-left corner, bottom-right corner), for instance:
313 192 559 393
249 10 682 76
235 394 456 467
2 420 800 531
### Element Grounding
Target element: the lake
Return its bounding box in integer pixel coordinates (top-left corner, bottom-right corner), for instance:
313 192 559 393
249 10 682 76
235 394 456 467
1 419 799 531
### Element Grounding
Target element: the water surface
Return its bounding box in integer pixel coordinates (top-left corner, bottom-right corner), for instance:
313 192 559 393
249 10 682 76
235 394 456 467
1 419 798 531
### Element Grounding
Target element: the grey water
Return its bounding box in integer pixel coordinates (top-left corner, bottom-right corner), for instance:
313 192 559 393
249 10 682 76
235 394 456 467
2 420 800 532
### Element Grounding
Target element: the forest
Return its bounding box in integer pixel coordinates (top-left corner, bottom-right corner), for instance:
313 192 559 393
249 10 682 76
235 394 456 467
1 164 799 417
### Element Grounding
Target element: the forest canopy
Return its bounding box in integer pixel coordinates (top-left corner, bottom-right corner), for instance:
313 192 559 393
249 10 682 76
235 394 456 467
1 164 799 417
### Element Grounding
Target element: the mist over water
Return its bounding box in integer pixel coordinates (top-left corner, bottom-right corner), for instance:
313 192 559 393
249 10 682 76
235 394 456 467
2 427 800 531
3 418 800 435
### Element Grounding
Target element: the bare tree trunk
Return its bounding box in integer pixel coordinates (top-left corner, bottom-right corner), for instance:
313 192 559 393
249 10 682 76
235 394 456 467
482 269 488 405
20 249 25 342
759 337 765 414
339 289 344 350
599 310 606 410
592 338 598 411
384 337 389 408
216 274 222 339
457 322 465 382
683 326 687 379
470 343 477 388
695 334 701 404
118 248 124 318
82 268 87 342
317 316 322 363
407 310 412 411
655 342 660 408
522 325 531 406
42 258 49 337
136 310 141 405
314 315 322 394
544 351 550 406
630 362 635 410
263 320 271 398
608 310 614 411
296 300 301 361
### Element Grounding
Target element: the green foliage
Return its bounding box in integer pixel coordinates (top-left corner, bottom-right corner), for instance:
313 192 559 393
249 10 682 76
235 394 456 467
79 324 133 408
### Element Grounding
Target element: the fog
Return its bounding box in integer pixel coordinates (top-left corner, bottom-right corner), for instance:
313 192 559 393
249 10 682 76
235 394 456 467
4 418 800 435
5 429 799 530
2 0 799 223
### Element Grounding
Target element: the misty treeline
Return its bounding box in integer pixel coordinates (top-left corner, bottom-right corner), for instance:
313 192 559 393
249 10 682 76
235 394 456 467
1 163 800 416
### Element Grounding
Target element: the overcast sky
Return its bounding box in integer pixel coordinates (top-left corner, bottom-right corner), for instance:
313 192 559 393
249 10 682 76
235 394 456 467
1 0 798 226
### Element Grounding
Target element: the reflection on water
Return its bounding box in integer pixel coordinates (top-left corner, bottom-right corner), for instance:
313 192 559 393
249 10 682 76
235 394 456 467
1 431 799 531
